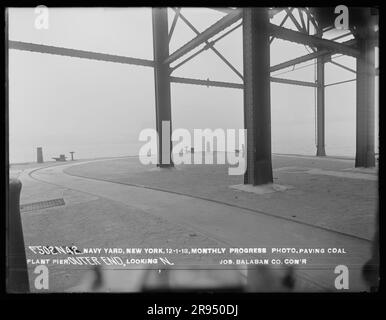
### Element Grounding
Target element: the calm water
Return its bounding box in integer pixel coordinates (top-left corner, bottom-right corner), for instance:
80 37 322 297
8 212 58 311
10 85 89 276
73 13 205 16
9 135 367 164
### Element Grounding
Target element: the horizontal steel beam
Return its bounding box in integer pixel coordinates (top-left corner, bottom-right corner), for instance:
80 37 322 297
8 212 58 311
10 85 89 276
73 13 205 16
329 60 356 74
9 40 154 67
170 76 317 89
170 76 243 89
270 39 356 72
271 50 327 73
269 24 360 57
270 76 317 87
9 41 320 89
325 78 356 87
208 7 239 14
165 10 243 64
208 8 284 17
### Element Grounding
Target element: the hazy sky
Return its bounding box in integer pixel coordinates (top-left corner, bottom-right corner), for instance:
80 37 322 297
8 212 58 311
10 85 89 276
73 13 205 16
8 7 379 163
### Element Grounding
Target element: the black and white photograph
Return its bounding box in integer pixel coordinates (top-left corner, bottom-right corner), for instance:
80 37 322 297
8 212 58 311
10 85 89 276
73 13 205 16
5 5 380 297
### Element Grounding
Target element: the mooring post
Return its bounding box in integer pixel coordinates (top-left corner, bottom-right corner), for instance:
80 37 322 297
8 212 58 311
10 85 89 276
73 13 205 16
37 147 44 163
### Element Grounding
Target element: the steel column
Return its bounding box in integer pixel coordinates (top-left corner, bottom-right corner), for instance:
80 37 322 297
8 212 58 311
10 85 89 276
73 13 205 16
355 33 376 167
152 8 173 167
243 8 273 185
316 56 326 156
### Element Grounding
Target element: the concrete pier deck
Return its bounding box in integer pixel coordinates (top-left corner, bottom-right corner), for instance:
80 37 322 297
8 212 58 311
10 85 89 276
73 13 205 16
10 153 378 292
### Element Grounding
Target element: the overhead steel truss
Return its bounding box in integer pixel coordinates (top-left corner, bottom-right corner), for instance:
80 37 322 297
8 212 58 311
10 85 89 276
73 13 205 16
9 39 320 90
9 7 360 88
8 7 379 184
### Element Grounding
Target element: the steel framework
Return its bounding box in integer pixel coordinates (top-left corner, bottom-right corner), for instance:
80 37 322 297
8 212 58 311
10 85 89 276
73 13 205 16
7 7 379 185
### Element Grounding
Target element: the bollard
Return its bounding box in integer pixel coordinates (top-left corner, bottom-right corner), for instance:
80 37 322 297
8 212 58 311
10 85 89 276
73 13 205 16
37 147 43 163
7 178 29 293
190 147 195 164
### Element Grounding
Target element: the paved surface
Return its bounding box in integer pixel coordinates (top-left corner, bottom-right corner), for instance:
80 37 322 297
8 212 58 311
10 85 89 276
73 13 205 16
13 155 377 292
66 154 378 240
16 161 225 292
